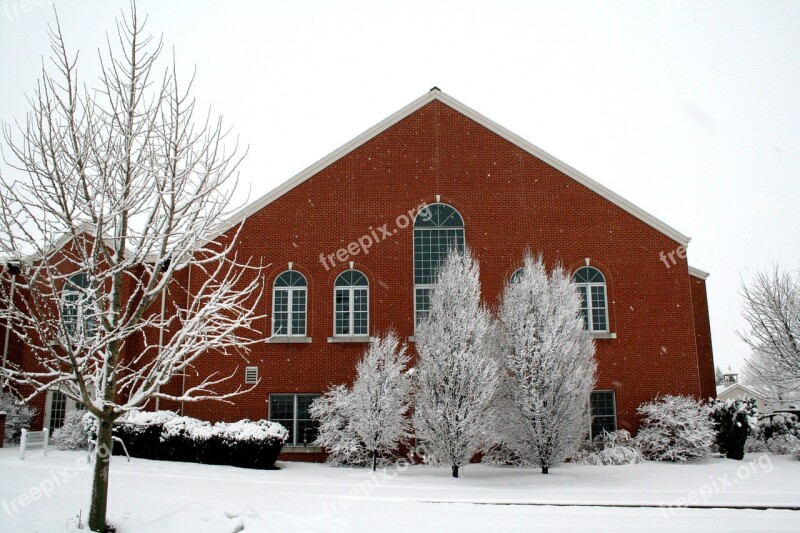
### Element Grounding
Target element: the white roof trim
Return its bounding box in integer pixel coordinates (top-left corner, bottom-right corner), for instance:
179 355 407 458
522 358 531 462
716 383 765 400
688 266 710 280
218 89 691 246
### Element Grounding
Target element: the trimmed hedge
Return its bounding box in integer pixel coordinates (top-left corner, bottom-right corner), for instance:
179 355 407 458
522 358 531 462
96 411 288 469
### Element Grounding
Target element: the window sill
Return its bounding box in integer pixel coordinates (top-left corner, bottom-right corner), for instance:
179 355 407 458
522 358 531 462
281 446 323 453
592 332 617 340
408 336 415 343
327 336 374 343
266 336 313 344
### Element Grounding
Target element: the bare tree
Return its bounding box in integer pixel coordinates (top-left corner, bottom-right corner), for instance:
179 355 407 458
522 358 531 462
739 267 800 398
0 6 262 531
413 248 498 478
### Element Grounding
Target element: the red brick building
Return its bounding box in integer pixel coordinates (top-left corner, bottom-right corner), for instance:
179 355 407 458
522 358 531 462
7 89 715 458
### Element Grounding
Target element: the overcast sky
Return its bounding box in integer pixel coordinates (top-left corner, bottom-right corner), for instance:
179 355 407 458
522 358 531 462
1 0 798 374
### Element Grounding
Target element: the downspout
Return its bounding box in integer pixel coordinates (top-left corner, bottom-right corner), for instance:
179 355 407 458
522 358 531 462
181 263 191 416
2 262 19 383
155 285 166 411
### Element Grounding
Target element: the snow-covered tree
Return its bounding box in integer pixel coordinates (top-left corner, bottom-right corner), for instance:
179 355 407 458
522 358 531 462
413 248 498 478
311 332 412 470
0 7 262 531
349 332 412 470
741 349 800 410
635 395 715 461
710 397 758 460
739 267 800 395
489 254 596 474
310 385 366 466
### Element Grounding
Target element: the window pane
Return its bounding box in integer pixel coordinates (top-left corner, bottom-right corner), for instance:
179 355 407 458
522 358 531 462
269 395 295 444
273 289 288 335
291 289 306 336
415 287 431 325
353 288 368 335
591 286 607 331
49 391 67 432
577 285 589 330
590 391 616 438
335 289 349 335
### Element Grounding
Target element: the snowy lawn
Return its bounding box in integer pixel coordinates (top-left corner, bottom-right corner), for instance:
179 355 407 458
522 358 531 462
1 447 799 532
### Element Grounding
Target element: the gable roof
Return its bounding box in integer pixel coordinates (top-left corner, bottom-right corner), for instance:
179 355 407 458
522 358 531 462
218 88 691 246
716 382 765 400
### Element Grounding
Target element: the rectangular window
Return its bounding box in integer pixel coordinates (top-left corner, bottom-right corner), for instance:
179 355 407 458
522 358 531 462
590 390 616 439
577 286 589 330
269 394 320 446
245 366 258 384
48 391 67 433
334 288 350 335
590 286 607 331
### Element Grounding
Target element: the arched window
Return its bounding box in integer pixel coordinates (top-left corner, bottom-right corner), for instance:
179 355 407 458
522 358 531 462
510 268 525 284
273 270 307 337
573 266 608 332
413 203 464 326
334 270 368 336
62 273 96 338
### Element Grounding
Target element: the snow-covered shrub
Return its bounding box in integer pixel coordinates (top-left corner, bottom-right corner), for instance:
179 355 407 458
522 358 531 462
53 409 89 450
311 333 412 469
766 434 800 455
0 391 37 444
710 397 758 460
571 430 644 465
635 395 715 461
110 410 288 469
758 412 800 441
744 436 768 453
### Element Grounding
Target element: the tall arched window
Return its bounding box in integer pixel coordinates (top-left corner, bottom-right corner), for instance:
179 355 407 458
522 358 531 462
334 270 368 336
413 203 464 326
273 270 307 337
62 273 96 338
573 266 608 332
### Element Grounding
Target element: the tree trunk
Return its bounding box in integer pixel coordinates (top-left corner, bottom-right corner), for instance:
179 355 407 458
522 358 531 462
372 451 377 472
452 465 459 478
541 463 549 474
88 417 114 532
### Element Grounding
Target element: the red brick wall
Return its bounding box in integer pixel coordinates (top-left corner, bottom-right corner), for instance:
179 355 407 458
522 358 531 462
177 99 708 439
8 98 713 455
690 275 716 401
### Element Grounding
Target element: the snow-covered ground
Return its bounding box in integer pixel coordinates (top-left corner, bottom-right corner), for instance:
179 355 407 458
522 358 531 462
1 447 799 532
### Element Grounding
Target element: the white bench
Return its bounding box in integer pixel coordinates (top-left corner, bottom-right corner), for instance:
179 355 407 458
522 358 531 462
19 428 49 460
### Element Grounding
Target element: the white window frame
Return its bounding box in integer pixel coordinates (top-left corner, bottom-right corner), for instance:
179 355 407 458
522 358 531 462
43 388 85 433
589 389 617 440
268 393 320 447
412 204 465 330
574 268 609 333
272 271 307 337
333 271 369 338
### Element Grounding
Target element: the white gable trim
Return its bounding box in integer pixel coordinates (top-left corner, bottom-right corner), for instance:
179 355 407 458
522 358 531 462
218 89 691 246
688 266 710 280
